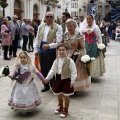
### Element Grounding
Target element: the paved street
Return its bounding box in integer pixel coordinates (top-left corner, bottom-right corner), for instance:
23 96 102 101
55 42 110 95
0 40 120 120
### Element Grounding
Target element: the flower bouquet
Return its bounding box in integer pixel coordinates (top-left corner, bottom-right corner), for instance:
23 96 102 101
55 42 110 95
98 43 105 50
101 34 104 37
80 55 92 76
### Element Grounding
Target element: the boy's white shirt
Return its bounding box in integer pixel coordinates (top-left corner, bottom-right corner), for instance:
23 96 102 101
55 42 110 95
46 57 77 83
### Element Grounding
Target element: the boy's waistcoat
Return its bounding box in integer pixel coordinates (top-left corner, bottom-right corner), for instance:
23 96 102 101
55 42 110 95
56 58 71 80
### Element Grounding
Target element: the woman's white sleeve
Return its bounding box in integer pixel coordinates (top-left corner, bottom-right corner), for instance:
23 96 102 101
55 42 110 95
95 26 102 44
79 27 84 35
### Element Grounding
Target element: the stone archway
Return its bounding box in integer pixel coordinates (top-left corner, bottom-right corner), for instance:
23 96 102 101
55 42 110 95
14 0 22 20
33 4 39 21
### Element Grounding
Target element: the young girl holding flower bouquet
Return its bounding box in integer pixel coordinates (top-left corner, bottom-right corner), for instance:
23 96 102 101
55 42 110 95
8 51 46 113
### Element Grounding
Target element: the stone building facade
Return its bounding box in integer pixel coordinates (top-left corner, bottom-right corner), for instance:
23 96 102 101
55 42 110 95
0 0 112 21
2 0 58 21
57 0 111 20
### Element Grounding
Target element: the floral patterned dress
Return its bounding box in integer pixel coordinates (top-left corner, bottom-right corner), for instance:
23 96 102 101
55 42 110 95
8 64 42 113
63 31 91 91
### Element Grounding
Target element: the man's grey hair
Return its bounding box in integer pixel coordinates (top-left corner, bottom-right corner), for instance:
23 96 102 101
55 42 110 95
45 12 54 17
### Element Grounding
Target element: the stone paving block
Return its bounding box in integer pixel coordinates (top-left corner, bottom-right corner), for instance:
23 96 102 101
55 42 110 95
104 79 117 85
103 85 118 96
104 75 117 80
81 103 101 110
35 110 58 120
99 113 118 120
98 118 118 120
101 99 118 108
102 94 118 101
78 109 99 118
0 116 28 120
100 106 118 115
118 100 120 120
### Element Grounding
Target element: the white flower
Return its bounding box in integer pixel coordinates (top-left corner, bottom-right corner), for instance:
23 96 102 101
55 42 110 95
91 57 96 61
101 34 104 36
98 44 105 50
81 55 91 63
101 33 104 36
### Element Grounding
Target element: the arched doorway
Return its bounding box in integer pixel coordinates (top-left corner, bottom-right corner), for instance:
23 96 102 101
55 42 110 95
14 0 22 20
33 4 39 21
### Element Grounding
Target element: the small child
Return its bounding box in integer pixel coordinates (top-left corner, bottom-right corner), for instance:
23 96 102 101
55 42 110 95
8 51 46 114
45 44 77 118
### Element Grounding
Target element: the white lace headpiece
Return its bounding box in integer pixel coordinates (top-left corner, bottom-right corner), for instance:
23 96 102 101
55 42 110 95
80 15 97 29
13 51 35 72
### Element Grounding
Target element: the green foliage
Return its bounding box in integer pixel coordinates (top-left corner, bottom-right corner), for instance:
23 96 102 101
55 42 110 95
79 59 91 76
0 2 8 8
57 17 61 24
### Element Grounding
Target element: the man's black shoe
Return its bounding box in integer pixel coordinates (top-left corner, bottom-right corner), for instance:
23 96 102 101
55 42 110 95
13 55 17 57
17 46 21 49
41 87 50 92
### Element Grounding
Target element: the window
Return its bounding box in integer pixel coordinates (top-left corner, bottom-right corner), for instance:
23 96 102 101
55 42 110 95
14 0 20 9
57 4 61 8
72 3 74 8
33 5 38 13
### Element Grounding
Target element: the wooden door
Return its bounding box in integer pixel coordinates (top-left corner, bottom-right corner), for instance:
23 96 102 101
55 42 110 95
14 9 21 20
33 4 39 21
14 0 22 20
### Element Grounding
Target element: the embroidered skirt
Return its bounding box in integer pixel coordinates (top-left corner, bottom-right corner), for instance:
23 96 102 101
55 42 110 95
90 51 105 77
8 81 42 112
72 49 91 92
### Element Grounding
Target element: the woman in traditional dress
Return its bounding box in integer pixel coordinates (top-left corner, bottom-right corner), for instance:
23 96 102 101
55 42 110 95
80 15 105 77
63 19 91 92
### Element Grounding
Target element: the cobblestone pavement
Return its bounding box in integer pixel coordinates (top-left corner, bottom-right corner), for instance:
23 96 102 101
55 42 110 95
0 40 120 120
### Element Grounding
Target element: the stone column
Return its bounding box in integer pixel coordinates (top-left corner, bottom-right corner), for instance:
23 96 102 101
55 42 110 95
102 0 106 21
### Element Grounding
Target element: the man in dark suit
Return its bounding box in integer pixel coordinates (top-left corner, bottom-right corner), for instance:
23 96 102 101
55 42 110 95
61 12 70 34
9 15 21 57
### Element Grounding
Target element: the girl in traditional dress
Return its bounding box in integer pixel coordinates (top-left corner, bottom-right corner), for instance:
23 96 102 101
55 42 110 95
45 44 77 118
80 15 105 77
8 51 46 113
63 19 91 92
